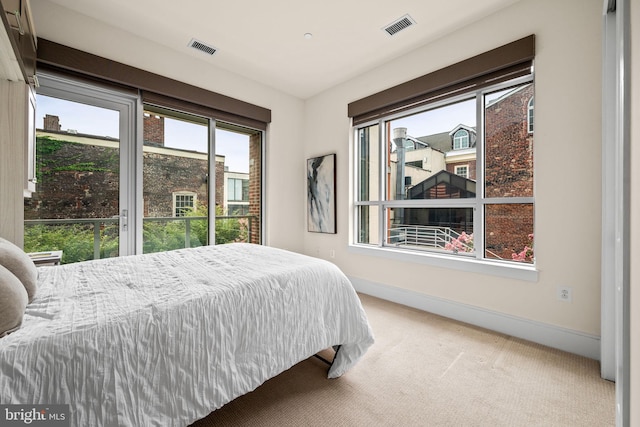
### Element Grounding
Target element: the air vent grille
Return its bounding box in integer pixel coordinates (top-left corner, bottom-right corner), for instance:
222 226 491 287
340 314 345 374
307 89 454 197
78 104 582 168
383 14 415 36
188 38 217 56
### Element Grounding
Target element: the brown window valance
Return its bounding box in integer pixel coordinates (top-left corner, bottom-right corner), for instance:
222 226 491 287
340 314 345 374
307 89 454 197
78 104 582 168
348 35 535 125
37 38 271 130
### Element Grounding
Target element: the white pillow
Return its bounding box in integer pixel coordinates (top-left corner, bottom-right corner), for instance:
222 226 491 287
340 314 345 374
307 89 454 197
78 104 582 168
0 237 38 303
0 264 28 337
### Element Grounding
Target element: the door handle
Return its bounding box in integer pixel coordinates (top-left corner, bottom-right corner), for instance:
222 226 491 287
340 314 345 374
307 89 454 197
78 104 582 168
113 209 128 231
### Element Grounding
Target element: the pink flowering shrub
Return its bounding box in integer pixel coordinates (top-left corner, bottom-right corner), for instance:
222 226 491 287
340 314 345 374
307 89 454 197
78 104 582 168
512 233 534 262
445 232 474 253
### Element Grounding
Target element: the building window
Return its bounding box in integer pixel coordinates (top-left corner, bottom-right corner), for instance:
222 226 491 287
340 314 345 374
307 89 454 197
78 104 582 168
227 178 249 202
173 192 196 217
453 129 470 150
454 165 468 178
528 96 534 133
354 78 534 265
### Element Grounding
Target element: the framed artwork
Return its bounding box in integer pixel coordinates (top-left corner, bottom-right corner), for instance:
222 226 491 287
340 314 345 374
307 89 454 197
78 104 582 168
307 153 336 233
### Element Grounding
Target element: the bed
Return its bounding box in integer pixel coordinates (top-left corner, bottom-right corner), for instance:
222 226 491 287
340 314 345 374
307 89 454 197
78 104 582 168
0 243 374 426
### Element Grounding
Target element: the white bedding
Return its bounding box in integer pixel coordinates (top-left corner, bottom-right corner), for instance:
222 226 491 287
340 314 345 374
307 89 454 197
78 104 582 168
0 243 374 426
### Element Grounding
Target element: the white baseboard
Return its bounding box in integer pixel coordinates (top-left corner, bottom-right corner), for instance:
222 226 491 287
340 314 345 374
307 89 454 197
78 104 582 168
349 276 601 361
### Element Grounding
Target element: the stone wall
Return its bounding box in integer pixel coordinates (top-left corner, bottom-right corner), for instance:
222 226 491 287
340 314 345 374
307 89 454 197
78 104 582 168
25 137 220 220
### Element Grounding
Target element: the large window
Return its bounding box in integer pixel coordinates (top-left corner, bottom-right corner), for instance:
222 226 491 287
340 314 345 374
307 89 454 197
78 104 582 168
354 77 534 265
24 72 265 264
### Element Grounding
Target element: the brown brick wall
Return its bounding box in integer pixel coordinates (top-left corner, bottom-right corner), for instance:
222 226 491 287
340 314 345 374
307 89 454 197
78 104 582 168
484 203 534 260
446 160 477 179
26 138 212 220
142 151 210 217
43 114 61 131
25 140 120 219
484 84 534 198
248 132 261 244
143 114 165 146
483 83 535 260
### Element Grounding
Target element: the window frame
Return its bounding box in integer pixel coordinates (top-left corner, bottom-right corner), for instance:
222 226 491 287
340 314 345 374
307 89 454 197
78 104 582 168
453 129 470 150
528 96 534 134
173 191 197 217
454 165 469 178
351 74 536 281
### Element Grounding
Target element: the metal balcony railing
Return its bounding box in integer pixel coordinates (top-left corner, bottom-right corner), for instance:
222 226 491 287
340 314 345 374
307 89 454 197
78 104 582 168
24 215 256 264
388 225 473 252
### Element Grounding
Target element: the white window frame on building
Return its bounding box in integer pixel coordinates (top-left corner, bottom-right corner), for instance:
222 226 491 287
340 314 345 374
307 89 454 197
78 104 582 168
173 191 197 217
454 165 469 178
453 129 470 150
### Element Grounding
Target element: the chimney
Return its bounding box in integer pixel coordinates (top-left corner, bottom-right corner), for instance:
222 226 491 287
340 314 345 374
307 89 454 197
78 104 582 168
43 114 61 131
143 113 165 146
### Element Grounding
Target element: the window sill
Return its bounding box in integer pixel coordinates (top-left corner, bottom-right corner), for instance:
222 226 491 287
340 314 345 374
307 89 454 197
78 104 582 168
348 244 538 282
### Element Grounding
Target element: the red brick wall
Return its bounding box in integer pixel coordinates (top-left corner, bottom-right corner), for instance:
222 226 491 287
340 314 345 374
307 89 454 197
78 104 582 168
248 133 261 244
143 114 165 145
484 84 534 198
26 139 211 220
483 83 534 260
43 114 61 131
214 159 224 208
446 160 477 179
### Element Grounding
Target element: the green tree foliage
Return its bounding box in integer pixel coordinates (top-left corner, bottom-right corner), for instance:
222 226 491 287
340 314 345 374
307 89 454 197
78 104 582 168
24 223 119 264
24 204 248 264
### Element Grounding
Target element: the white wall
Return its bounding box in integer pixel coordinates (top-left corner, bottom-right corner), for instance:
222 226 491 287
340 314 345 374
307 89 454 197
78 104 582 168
30 1 307 253
303 0 604 342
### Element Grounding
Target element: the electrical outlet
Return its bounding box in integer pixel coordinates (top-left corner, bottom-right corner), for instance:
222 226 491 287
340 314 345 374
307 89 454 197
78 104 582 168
557 286 572 303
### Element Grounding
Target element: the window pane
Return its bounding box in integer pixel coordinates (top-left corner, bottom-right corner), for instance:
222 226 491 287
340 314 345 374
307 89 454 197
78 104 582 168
216 124 261 244
484 203 534 263
25 94 121 264
484 83 534 198
386 207 474 254
356 205 380 245
142 107 209 253
388 98 476 201
357 124 380 201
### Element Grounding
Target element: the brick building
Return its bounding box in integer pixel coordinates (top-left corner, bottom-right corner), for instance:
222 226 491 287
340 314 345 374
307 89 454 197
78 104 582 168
25 113 259 244
393 83 534 260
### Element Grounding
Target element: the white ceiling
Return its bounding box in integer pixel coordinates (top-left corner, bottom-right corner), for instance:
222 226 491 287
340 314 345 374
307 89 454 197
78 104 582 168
31 0 522 99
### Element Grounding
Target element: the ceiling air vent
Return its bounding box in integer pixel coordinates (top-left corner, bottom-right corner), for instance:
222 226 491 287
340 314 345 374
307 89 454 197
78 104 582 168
383 14 415 36
188 38 217 56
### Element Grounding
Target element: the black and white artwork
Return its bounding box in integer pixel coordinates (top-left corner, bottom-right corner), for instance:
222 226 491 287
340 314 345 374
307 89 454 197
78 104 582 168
307 153 336 233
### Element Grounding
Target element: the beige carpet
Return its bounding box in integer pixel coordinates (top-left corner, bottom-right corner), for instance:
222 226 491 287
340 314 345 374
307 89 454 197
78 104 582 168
191 294 615 426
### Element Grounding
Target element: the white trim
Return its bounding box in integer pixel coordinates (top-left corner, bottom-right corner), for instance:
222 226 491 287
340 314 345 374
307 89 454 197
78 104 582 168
527 96 534 134
350 276 600 360
172 191 197 217
454 164 469 178
601 3 617 382
349 244 538 282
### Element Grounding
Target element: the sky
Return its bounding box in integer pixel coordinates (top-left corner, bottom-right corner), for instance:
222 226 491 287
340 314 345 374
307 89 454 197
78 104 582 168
37 94 251 173
391 98 476 140
36 87 513 170
389 87 512 140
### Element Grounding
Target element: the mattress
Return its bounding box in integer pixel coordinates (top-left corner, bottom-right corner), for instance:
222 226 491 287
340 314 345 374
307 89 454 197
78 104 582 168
0 243 374 426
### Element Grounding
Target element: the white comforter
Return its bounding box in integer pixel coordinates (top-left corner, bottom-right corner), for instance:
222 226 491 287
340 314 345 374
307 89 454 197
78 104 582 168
0 244 374 426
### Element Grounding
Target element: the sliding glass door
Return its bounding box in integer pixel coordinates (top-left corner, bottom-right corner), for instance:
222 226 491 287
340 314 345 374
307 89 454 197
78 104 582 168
24 74 137 263
25 74 263 264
